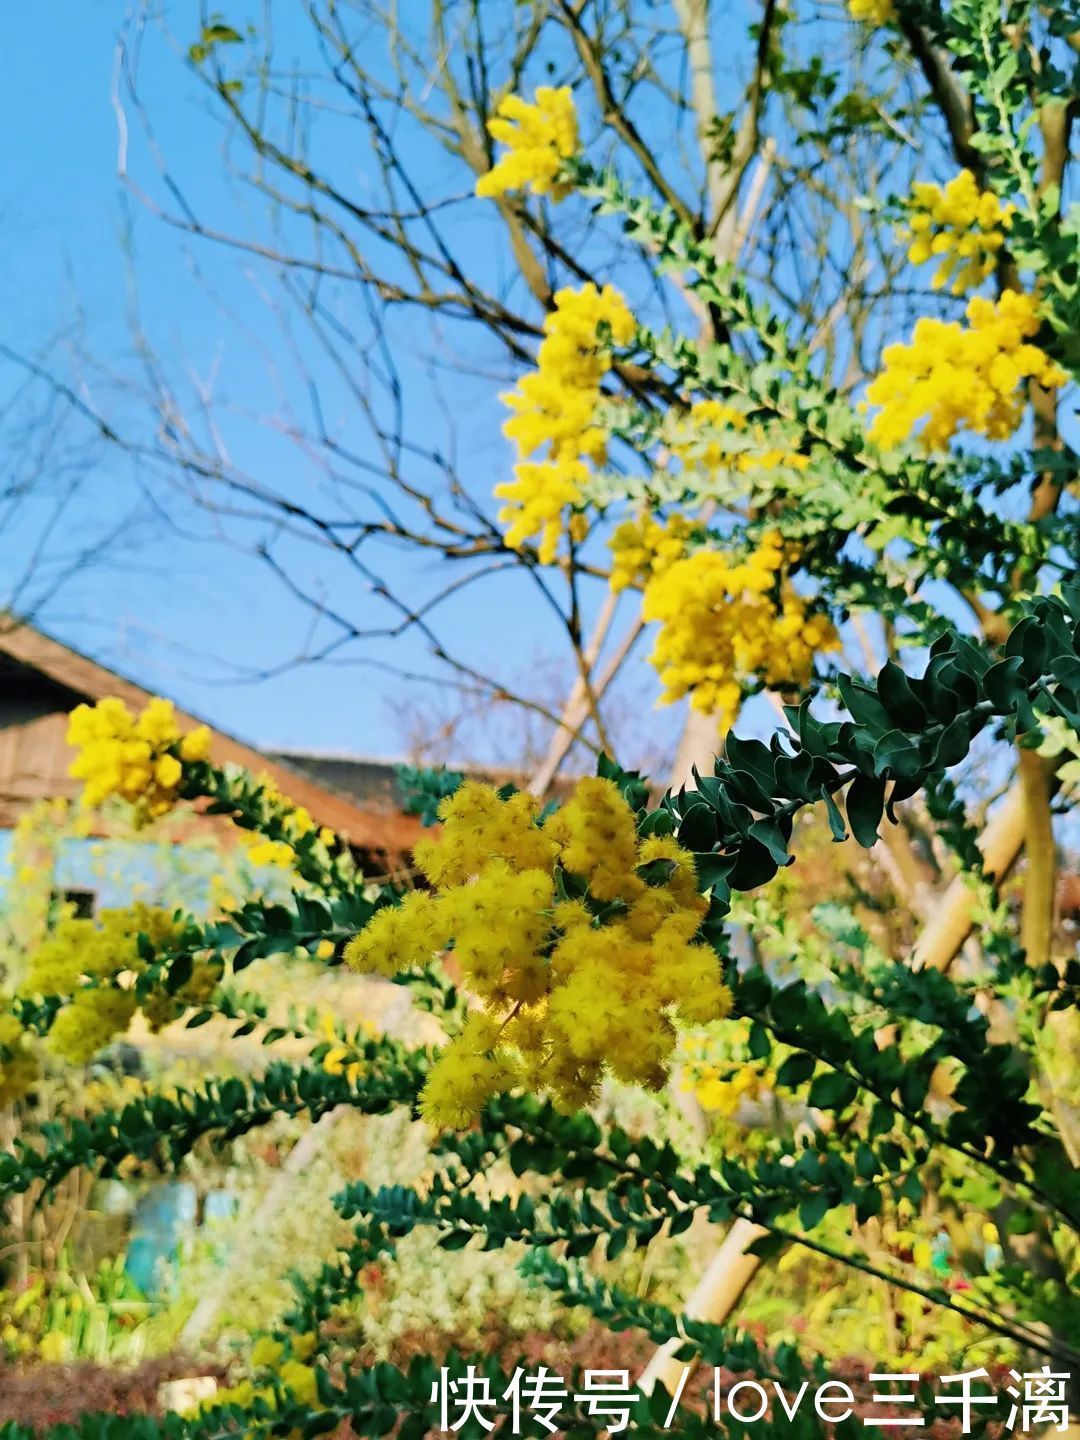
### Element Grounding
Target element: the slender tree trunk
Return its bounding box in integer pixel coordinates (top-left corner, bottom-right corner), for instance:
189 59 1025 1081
1018 748 1056 968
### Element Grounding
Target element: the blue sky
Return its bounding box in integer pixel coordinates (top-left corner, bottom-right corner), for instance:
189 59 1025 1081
0 2 629 760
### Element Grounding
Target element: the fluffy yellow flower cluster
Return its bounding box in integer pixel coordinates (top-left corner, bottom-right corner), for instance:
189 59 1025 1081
242 835 298 870
848 0 894 21
345 777 732 1126
475 87 578 201
641 532 838 728
195 1333 319 1415
319 1012 376 1084
238 774 332 872
904 170 1013 294
22 904 215 1063
608 510 694 592
496 284 636 564
866 290 1068 452
683 1052 777 1117
0 1010 40 1106
67 697 211 820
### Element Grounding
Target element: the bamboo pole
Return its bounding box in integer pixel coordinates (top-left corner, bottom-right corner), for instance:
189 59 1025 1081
912 780 1027 972
638 1218 768 1395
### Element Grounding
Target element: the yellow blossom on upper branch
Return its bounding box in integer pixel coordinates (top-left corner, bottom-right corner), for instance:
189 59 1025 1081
240 832 297 872
903 170 1014 294
678 1023 778 1117
19 903 218 1062
0 1009 40 1106
608 510 695 592
865 290 1067 452
686 1058 777 1117
67 699 332 883
344 777 732 1126
67 696 211 822
495 283 635 563
641 531 839 729
475 87 578 201
848 0 895 22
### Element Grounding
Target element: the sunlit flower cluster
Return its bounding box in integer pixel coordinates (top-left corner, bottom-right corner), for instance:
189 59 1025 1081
681 1032 777 1117
691 1061 777 1116
21 904 215 1063
608 510 694 592
234 773 336 875
344 777 732 1126
848 0 894 22
67 697 211 821
641 531 838 728
495 283 636 564
866 290 1067 451
193 1332 319 1415
67 699 332 878
320 1012 376 1085
475 87 578 201
0 1009 40 1106
903 170 1014 294
241 835 298 870
238 780 313 870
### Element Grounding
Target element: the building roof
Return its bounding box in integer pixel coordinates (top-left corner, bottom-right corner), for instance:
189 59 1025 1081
266 751 410 814
0 621 422 857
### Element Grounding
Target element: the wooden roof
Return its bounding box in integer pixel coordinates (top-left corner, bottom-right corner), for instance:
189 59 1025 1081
0 622 422 855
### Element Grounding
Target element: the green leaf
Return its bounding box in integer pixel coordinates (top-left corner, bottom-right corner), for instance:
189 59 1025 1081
799 1191 831 1231
263 905 297 935
934 714 972 768
808 1072 857 1110
872 730 922 780
776 1052 816 1088
201 22 243 43
821 786 847 841
677 803 717 852
638 807 675 838
748 817 791 866
855 1187 883 1222
845 774 885 847
838 674 893 734
877 662 925 729
854 1145 879 1181
746 1231 788 1261
1005 614 1048 675
868 1101 893 1138
984 656 1027 713
900 1067 929 1112
748 1022 771 1061
693 851 735 895
727 836 779 892
606 1229 629 1260
724 734 776 790
165 953 194 994
1005 1207 1037 1236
